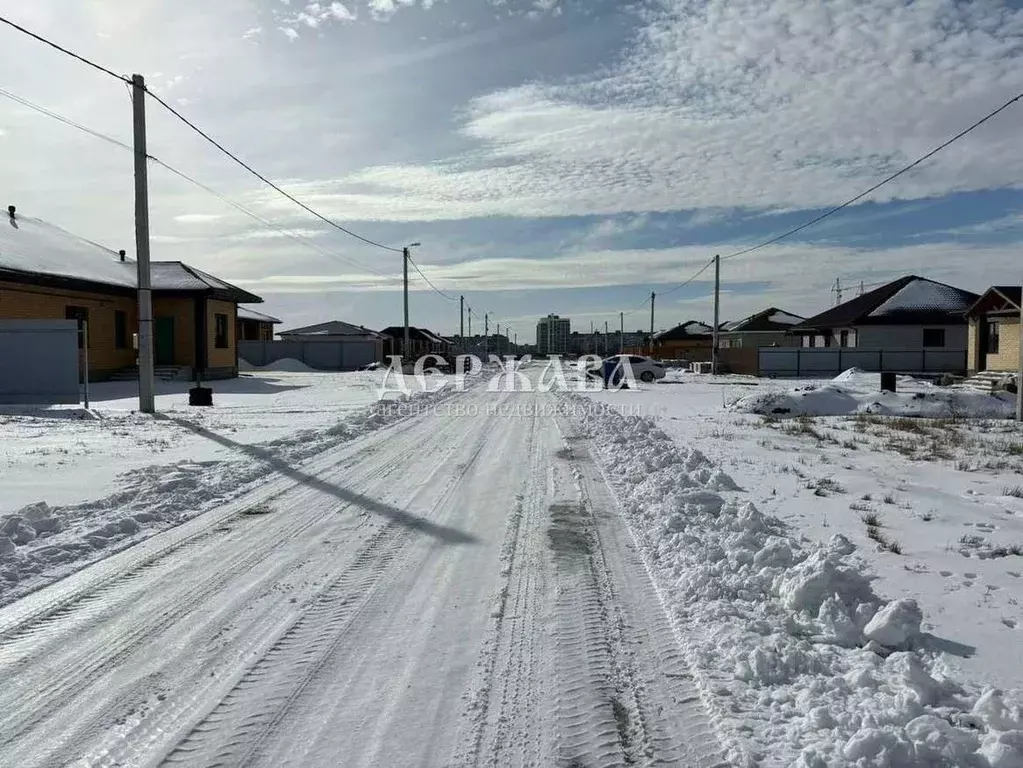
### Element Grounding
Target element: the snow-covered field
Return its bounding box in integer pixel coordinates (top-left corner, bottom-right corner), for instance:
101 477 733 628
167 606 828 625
1 362 1022 766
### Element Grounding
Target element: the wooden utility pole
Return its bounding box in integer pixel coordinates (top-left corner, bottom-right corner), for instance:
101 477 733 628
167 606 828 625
131 74 155 414
712 254 720 374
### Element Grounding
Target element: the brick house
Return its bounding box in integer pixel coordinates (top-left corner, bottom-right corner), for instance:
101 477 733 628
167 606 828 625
0 207 263 380
651 321 714 361
964 287 1021 374
237 306 281 341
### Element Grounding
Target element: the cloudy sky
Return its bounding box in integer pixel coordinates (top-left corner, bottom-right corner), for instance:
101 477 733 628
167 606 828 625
1 0 1022 341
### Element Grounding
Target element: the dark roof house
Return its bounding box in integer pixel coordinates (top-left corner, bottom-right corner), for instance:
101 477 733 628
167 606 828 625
654 321 713 341
793 276 978 333
279 320 384 339
721 308 804 333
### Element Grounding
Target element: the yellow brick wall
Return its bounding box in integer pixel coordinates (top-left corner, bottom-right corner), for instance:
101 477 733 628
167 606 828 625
987 317 1021 372
0 280 137 375
152 297 196 367
208 299 237 370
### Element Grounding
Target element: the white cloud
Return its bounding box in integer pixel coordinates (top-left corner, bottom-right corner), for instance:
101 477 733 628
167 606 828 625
367 0 416 20
242 26 262 39
267 0 1023 221
279 26 300 41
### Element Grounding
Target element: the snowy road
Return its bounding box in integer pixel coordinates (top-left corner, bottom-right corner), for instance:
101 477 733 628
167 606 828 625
0 386 726 768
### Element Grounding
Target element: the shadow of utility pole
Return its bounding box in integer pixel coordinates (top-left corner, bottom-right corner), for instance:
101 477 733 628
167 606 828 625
160 415 478 546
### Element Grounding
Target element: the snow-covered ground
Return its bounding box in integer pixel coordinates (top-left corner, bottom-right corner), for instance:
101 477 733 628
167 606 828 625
579 370 1023 766
0 367 449 605
2 362 1022 766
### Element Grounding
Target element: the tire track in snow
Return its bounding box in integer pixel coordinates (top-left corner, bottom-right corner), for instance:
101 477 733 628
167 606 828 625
0 408 432 643
157 421 493 767
0 410 469 766
562 421 731 768
452 406 552 768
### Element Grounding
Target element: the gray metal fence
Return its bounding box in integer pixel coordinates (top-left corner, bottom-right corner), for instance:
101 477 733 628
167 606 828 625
758 347 967 378
238 340 380 371
0 320 80 404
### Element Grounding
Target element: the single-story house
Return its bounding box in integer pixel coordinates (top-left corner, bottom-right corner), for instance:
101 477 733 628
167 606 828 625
237 306 281 341
964 286 1021 374
651 321 714 361
790 276 978 351
0 207 262 380
719 308 804 349
278 319 384 345
378 326 452 359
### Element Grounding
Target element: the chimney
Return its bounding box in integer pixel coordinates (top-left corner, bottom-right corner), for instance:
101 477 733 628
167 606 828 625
7 205 14 219
119 249 126 262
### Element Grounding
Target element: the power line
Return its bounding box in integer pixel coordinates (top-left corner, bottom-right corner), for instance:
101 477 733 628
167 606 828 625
0 86 133 152
660 257 716 296
0 14 405 255
406 254 458 302
142 88 404 254
0 86 393 281
0 14 130 84
721 89 1023 262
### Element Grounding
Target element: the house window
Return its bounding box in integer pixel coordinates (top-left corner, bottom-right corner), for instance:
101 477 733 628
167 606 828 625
114 310 128 349
65 306 89 348
215 313 229 348
987 321 1000 354
922 328 946 348
839 330 849 348
808 335 817 348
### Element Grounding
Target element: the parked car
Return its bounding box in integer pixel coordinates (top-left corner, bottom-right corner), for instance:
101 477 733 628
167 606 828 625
584 354 666 383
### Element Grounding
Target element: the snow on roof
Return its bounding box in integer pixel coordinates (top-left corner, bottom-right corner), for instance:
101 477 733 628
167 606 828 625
281 320 381 337
0 212 135 288
867 278 977 318
237 306 281 323
768 311 803 325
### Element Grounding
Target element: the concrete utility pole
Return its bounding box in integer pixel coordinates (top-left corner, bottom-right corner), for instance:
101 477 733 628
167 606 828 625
460 295 464 343
619 312 624 354
712 254 721 374
484 313 490 358
468 307 472 338
131 74 155 414
650 291 656 355
604 320 608 356
833 277 843 306
402 242 421 361
1017 287 1022 422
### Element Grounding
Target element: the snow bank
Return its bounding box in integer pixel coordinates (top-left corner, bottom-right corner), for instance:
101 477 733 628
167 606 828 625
733 382 1015 419
575 398 1023 766
238 357 317 373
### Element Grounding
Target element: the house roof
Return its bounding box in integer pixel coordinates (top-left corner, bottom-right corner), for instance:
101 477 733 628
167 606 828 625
280 320 383 337
792 276 979 331
378 326 451 345
0 210 260 303
237 306 282 323
1 210 136 289
964 286 1022 316
654 321 713 341
721 307 805 333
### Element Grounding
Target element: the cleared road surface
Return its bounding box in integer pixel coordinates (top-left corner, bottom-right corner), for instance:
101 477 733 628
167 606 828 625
0 386 727 767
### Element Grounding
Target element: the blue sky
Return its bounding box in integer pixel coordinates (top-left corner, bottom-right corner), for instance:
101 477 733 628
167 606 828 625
1 0 1022 343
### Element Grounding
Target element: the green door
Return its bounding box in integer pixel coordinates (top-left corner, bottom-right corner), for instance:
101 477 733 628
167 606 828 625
154 317 175 366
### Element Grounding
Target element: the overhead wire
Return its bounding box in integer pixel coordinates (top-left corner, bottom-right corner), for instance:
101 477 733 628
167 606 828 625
0 86 394 281
0 14 130 84
405 253 459 302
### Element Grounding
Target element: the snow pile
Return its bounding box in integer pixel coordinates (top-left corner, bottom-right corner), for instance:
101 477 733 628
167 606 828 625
0 378 455 605
733 382 1015 419
577 399 1023 766
239 357 317 373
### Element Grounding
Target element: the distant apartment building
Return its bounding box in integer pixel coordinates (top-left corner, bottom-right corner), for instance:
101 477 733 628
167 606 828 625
536 314 570 354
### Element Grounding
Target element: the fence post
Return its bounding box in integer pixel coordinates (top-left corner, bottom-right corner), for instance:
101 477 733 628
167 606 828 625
878 350 883 371
796 349 801 377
